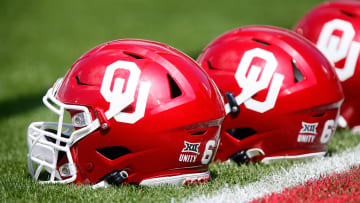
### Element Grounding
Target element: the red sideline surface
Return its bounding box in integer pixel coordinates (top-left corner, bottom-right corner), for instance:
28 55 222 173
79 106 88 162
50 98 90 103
253 166 360 203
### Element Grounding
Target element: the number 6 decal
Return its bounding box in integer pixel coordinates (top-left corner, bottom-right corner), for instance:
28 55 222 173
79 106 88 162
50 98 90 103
201 140 216 164
320 119 335 144
100 60 151 124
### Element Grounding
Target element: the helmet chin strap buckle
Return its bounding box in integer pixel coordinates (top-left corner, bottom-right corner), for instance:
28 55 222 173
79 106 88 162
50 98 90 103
225 91 240 114
230 148 265 165
92 170 128 189
104 170 129 186
230 150 249 165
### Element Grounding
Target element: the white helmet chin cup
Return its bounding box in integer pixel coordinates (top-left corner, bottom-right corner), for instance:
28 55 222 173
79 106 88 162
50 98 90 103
27 78 100 184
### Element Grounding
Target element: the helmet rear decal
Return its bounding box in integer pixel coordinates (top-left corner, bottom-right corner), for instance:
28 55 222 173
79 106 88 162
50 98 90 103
296 119 336 144
299 122 318 134
178 140 217 164
320 119 335 144
182 141 200 155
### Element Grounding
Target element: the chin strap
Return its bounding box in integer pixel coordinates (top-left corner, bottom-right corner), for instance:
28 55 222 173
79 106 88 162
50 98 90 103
225 91 240 115
230 148 265 165
230 150 250 165
92 170 128 189
104 170 129 186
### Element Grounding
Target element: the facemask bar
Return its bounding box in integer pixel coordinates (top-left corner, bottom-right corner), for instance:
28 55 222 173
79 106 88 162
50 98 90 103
27 78 100 184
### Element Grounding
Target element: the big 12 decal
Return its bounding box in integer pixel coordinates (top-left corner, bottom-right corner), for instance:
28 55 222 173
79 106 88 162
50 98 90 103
100 60 151 124
317 19 360 81
225 48 284 114
297 120 335 144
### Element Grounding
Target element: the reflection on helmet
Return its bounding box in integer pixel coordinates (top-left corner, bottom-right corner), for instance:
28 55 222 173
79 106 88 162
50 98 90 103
294 1 360 134
197 26 344 164
27 39 225 186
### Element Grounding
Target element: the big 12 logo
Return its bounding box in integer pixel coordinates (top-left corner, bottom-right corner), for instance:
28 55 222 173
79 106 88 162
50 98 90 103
317 19 360 81
225 48 285 114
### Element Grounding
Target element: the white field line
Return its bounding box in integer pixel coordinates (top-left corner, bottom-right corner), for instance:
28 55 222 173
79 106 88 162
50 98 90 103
185 144 360 203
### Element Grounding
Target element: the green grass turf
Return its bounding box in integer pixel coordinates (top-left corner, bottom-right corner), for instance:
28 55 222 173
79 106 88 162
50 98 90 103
2 0 355 202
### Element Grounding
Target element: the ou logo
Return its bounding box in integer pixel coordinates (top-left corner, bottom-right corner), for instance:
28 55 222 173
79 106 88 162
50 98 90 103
100 60 151 124
225 48 284 114
317 19 360 81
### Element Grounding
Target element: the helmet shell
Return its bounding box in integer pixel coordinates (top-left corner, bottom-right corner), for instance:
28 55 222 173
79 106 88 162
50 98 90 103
56 39 225 184
294 0 360 131
197 26 344 162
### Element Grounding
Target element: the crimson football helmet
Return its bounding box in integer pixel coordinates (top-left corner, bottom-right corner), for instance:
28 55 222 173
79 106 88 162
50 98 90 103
27 39 225 186
294 0 360 133
197 26 344 164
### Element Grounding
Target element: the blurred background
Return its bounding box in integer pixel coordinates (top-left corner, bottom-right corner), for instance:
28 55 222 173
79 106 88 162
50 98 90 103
0 0 323 107
0 0 325 156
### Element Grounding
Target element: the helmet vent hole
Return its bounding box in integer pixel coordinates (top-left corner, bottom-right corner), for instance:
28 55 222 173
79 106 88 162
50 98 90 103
75 76 90 86
291 59 304 83
312 112 325 117
190 130 207 135
167 74 182 99
226 128 257 141
123 52 144 59
252 38 270 46
341 10 356 18
207 61 219 70
96 146 131 160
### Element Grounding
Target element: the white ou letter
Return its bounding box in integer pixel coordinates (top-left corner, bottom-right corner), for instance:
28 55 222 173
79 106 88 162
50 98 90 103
100 60 151 124
317 19 360 81
225 48 284 114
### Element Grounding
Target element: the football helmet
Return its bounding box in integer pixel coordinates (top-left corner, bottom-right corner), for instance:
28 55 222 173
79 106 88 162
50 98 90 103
294 0 360 133
27 39 225 186
197 26 344 164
